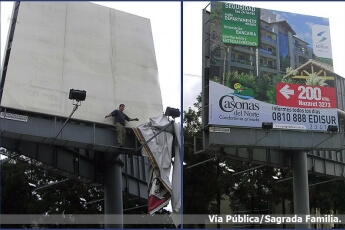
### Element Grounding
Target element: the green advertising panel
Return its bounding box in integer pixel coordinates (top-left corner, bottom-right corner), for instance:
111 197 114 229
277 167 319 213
222 3 259 46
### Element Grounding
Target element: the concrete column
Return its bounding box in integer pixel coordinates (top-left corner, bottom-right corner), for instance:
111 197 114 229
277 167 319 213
104 153 123 228
292 150 310 229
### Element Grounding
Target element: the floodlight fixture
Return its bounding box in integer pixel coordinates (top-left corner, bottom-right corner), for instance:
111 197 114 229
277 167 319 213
312 125 339 148
52 89 86 144
327 125 338 133
262 122 273 130
69 89 86 103
165 107 180 118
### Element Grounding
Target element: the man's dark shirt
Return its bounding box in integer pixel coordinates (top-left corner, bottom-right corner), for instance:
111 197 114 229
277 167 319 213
111 109 130 126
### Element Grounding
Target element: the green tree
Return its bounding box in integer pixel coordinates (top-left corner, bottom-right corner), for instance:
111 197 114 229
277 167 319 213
1 151 104 228
183 93 220 229
209 2 233 85
305 72 327 86
1 149 177 228
1 157 35 214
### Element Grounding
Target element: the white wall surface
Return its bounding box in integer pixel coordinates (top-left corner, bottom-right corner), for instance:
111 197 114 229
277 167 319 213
1 2 163 126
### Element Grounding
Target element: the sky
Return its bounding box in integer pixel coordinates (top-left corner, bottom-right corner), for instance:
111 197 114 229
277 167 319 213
183 1 345 111
270 9 330 48
0 1 181 115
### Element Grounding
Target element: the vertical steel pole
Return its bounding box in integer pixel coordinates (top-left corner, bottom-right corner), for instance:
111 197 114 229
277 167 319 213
292 150 310 229
104 153 123 228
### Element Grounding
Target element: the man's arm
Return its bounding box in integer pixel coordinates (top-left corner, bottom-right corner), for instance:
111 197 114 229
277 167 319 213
125 114 138 122
105 110 116 119
129 118 139 121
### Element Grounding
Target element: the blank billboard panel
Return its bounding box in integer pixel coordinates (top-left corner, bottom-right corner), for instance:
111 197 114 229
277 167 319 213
1 2 162 126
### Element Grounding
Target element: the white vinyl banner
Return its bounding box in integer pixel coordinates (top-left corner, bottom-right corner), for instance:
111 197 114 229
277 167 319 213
1 2 162 126
209 81 338 131
134 114 181 223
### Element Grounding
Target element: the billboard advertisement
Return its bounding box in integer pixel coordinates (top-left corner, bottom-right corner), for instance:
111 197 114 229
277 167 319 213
1 2 163 126
209 2 338 132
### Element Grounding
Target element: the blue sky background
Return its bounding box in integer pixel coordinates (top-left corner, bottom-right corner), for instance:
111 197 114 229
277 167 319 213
270 9 330 48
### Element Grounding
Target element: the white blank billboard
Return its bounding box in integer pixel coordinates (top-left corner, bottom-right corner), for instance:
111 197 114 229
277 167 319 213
1 2 162 126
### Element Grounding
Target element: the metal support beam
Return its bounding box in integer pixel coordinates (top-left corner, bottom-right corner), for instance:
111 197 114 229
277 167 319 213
338 109 345 120
123 204 147 212
52 104 79 144
209 128 343 151
185 157 216 170
309 179 339 187
104 153 123 229
32 178 70 191
232 165 264 176
292 150 310 229
275 177 293 183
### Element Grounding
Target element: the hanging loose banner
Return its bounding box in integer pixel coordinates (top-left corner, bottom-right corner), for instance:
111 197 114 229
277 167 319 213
133 114 181 219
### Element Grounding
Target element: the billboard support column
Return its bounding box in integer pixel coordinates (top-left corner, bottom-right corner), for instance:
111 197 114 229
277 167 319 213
292 150 310 229
104 153 123 228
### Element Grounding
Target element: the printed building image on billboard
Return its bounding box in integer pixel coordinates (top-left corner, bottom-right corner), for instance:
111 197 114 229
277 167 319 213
209 2 338 132
1 2 162 126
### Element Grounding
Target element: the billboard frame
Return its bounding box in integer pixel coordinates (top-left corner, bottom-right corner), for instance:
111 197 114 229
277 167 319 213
201 5 345 224
201 2 344 153
207 2 338 133
200 3 345 179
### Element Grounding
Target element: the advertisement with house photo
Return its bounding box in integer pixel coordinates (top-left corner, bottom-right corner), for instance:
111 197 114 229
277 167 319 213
209 2 338 131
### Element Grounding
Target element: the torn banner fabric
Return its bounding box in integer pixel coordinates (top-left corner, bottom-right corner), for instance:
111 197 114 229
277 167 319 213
133 114 181 216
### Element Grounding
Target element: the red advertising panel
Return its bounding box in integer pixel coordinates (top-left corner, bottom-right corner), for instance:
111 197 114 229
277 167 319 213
276 83 336 109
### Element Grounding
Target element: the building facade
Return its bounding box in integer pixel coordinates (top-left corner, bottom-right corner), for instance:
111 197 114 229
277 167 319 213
211 8 316 80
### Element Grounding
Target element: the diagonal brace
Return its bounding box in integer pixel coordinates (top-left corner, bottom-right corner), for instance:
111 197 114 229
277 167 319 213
52 104 79 144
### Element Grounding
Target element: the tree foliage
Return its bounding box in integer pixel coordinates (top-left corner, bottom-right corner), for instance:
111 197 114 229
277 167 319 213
183 93 219 218
1 150 175 229
1 156 33 215
305 72 327 86
1 151 104 228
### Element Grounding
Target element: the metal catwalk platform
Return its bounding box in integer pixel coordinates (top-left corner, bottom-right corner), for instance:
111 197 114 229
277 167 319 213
0 107 149 199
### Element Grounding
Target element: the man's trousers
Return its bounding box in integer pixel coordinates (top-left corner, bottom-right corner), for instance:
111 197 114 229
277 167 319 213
115 122 126 146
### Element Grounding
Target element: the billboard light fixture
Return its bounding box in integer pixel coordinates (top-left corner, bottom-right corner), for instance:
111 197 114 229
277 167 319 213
52 89 86 144
253 123 273 146
69 89 86 102
313 125 339 148
165 107 180 119
327 125 338 133
262 122 273 130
